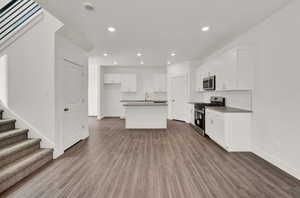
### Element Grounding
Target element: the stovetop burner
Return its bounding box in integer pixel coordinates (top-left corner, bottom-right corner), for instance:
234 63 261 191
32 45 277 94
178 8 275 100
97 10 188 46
194 97 226 110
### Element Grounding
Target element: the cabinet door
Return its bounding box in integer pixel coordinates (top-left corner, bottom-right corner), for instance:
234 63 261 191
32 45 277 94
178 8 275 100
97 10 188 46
205 110 214 137
209 60 223 91
214 113 225 148
195 69 203 92
121 75 128 92
221 49 238 90
129 74 137 92
104 73 121 84
154 74 167 92
236 49 254 90
188 104 195 124
121 74 136 92
196 65 209 92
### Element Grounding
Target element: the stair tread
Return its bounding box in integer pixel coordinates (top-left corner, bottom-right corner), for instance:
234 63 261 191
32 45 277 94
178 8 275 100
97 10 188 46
0 119 16 126
0 148 53 183
0 139 41 159
0 129 28 141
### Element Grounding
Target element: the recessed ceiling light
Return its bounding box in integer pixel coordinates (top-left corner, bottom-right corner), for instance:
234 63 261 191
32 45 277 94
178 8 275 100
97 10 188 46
140 61 144 65
201 26 210 32
113 61 118 65
171 52 176 57
107 26 116 32
83 2 94 11
167 61 171 65
103 53 108 56
137 52 142 57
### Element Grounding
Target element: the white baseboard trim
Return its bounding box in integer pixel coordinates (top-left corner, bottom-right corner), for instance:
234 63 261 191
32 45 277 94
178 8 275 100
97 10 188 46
97 115 104 120
53 149 64 159
253 146 300 180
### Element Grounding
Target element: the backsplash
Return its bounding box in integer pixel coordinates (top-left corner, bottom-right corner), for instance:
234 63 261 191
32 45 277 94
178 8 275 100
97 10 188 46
121 92 167 101
197 90 252 110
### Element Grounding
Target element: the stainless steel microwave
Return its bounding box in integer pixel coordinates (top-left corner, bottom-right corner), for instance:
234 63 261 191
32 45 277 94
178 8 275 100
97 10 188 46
203 76 216 90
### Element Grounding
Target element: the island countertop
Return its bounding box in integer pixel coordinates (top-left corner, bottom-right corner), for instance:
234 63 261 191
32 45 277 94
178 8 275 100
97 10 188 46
123 102 168 106
120 100 167 103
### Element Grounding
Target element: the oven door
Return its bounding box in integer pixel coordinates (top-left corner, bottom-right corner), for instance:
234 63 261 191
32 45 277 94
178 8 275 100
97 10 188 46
194 110 205 130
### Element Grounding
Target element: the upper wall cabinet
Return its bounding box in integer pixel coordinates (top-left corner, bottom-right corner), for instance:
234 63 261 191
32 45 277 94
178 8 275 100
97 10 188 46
235 48 255 90
153 74 167 93
103 73 121 84
219 48 254 91
121 74 137 93
195 47 255 92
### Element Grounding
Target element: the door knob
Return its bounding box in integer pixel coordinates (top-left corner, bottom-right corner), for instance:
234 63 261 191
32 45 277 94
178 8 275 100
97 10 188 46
64 108 69 112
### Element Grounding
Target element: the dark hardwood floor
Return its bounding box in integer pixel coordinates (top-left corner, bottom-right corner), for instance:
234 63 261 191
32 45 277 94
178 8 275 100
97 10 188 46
1 118 300 198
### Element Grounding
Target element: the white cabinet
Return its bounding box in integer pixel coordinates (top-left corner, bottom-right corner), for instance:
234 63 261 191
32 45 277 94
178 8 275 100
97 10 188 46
120 102 125 119
153 74 167 93
195 47 255 92
121 74 137 93
195 68 203 92
205 108 251 152
103 73 121 84
188 104 195 125
218 48 254 91
195 64 209 92
219 50 238 90
206 110 224 146
205 111 214 137
236 49 255 90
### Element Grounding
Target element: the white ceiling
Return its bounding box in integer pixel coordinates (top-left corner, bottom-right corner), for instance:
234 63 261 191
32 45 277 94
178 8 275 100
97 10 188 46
38 0 290 66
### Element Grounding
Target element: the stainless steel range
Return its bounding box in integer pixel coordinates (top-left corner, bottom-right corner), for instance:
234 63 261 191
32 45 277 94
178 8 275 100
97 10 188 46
193 96 225 136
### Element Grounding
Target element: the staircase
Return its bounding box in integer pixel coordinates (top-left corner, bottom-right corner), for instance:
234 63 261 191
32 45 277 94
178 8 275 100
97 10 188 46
0 109 53 193
0 0 43 45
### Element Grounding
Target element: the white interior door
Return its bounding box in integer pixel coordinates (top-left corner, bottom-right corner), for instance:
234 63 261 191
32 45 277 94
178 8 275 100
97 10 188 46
171 76 186 121
62 59 85 150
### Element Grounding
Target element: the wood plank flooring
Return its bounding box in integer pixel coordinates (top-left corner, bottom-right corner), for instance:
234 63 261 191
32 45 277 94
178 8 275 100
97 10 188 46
1 118 300 198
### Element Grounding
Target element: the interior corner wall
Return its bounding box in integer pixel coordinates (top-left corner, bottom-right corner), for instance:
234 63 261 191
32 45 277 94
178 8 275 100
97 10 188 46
0 11 62 146
88 57 100 116
199 1 300 179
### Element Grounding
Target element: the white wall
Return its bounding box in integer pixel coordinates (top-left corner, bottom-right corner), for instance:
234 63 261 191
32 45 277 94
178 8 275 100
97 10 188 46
88 58 98 116
0 11 62 149
101 66 167 117
88 56 102 118
196 1 300 179
54 34 89 157
0 55 8 106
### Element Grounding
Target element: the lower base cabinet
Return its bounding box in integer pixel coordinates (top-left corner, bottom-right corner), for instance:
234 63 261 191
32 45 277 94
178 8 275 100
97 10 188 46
205 109 251 152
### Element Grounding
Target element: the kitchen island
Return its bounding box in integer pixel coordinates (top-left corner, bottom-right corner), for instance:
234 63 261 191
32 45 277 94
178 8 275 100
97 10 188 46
123 102 168 129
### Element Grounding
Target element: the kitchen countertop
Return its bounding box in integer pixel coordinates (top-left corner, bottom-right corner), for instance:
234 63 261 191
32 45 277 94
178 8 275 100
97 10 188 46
121 100 167 103
188 102 203 104
123 102 168 106
206 106 252 113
